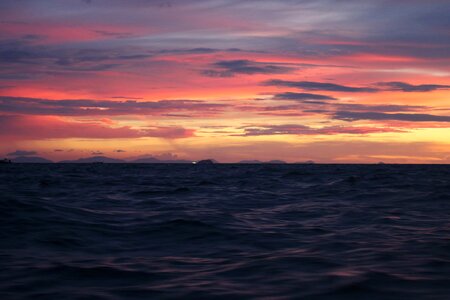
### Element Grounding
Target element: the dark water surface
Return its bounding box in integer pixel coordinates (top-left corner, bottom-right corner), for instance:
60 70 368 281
1 164 450 299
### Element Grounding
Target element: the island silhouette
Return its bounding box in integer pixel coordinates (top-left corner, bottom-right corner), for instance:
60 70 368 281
2 155 302 164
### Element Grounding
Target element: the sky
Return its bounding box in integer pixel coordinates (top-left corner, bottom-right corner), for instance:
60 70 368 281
1 0 449 163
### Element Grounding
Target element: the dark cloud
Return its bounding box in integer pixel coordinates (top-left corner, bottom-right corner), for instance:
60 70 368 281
201 70 234 78
377 82 450 92
0 41 155 73
0 49 38 64
22 34 44 41
237 124 400 136
114 149 126 152
273 92 336 101
303 109 329 114
334 103 426 113
2 0 450 63
265 80 378 93
238 99 427 118
111 96 144 100
7 150 38 156
0 96 228 116
162 113 193 118
56 62 120 72
93 30 134 39
158 48 234 55
334 111 450 122
262 104 305 111
0 74 34 80
0 46 134 72
0 40 247 77
203 60 295 77
91 151 104 155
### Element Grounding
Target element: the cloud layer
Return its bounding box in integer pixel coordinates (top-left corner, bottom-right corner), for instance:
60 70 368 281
0 115 195 140
0 0 449 162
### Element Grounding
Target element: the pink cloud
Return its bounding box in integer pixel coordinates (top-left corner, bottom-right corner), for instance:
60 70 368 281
0 115 194 140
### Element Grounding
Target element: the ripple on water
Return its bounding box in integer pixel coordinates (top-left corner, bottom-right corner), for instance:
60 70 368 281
1 164 450 299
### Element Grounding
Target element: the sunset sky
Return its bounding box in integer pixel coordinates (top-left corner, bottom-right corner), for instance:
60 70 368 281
1 0 449 163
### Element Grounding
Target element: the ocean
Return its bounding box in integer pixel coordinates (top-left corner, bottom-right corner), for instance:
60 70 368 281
1 164 449 299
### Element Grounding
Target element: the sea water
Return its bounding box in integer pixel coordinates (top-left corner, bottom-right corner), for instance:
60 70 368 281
1 164 449 299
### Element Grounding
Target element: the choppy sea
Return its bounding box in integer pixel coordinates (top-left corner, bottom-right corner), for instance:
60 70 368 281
1 164 450 299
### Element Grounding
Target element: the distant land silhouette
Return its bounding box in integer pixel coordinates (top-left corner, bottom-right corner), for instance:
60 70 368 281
131 157 192 164
3 155 312 164
59 156 126 163
294 160 316 164
238 160 264 164
196 159 216 164
12 156 53 163
266 160 287 164
238 160 288 164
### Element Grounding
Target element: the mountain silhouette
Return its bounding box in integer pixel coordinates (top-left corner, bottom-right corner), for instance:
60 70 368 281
196 159 216 164
12 156 53 163
130 157 192 163
59 156 125 163
294 160 315 164
238 160 263 164
265 160 287 164
238 160 287 164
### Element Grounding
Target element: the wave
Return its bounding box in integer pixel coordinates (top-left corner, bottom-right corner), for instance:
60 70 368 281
1 164 449 299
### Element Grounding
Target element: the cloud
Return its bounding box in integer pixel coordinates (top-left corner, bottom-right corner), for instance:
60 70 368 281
265 80 378 93
0 115 195 140
334 103 426 113
0 47 119 74
111 96 144 100
93 30 134 39
0 44 196 76
272 92 337 101
91 151 104 155
203 60 295 77
158 48 238 55
162 113 193 118
114 149 126 152
7 150 38 156
235 98 429 120
0 96 228 116
377 82 450 92
201 70 234 78
334 111 450 122
237 124 401 136
2 0 449 64
240 99 425 116
0 36 245 77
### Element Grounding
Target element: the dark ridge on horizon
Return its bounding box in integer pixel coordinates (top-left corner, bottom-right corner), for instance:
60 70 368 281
58 156 125 164
11 156 53 163
3 155 294 164
3 156 449 165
